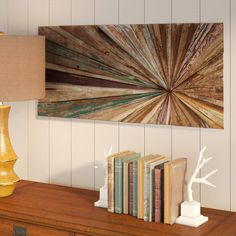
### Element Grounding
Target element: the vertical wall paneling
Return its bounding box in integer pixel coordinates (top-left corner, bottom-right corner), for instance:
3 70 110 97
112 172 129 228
145 0 171 24
144 0 172 158
49 0 71 26
94 0 119 189
28 0 50 183
95 0 119 25
71 0 95 190
94 122 119 189
0 0 7 33
7 0 29 180
231 0 236 212
72 0 94 25
49 0 72 186
201 0 230 210
71 120 95 189
119 0 145 156
1 0 235 211
171 0 201 202
119 0 144 24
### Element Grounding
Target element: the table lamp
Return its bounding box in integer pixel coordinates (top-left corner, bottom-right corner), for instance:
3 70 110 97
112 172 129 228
0 35 45 197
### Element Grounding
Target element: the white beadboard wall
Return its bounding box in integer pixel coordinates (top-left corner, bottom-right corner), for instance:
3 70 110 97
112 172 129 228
0 0 235 211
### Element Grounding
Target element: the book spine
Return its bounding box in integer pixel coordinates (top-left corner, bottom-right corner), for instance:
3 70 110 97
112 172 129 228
123 162 129 214
107 156 114 212
137 160 144 219
144 164 150 221
154 168 161 223
149 168 155 222
164 163 171 224
133 160 138 217
128 162 133 215
115 159 123 214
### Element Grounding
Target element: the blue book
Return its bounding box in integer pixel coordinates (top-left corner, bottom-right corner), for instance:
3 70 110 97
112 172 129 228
114 152 140 214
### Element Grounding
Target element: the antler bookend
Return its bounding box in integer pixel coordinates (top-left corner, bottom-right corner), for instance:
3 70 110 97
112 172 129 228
94 145 113 208
176 147 218 227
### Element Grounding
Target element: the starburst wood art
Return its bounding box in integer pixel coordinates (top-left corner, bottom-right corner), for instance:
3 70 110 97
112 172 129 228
38 23 223 128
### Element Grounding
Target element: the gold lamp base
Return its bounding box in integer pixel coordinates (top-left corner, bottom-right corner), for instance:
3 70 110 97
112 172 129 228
0 105 20 197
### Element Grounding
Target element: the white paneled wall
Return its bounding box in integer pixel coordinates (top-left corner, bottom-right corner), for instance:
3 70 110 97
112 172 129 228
0 0 235 211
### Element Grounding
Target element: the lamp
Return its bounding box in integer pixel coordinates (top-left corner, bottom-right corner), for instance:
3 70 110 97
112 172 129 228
0 35 45 197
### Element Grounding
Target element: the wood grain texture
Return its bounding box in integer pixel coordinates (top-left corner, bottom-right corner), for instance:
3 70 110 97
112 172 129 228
144 0 172 159
38 23 223 129
0 180 233 236
71 0 95 191
171 0 201 203
94 0 119 191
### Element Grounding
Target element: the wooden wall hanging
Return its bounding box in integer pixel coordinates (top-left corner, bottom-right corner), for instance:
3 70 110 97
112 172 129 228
38 23 223 128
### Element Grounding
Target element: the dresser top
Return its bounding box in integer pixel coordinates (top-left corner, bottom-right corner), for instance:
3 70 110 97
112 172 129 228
0 181 234 236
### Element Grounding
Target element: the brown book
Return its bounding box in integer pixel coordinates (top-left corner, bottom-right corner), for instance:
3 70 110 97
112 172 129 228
128 162 133 215
107 151 131 212
164 158 187 224
154 166 164 223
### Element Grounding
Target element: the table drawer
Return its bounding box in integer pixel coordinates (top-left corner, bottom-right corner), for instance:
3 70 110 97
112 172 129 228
0 218 73 236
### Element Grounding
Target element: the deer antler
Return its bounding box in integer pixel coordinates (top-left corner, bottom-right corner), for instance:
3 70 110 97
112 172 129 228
187 146 218 202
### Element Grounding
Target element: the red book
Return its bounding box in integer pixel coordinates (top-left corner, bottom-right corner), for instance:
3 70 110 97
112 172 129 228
154 167 164 223
128 162 133 215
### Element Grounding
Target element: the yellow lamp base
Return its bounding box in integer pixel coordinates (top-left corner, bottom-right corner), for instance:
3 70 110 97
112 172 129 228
0 105 20 197
0 183 17 197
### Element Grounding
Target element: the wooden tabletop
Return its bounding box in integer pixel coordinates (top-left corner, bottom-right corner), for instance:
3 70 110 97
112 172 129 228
0 181 234 236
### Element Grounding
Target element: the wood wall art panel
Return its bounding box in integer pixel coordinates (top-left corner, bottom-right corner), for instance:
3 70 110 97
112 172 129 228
38 23 224 129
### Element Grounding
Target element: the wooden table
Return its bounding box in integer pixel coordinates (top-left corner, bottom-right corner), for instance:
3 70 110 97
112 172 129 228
0 181 234 236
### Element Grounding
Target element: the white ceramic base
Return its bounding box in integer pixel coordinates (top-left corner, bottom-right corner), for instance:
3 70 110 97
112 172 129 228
94 183 108 208
94 199 108 208
175 201 208 227
176 215 208 227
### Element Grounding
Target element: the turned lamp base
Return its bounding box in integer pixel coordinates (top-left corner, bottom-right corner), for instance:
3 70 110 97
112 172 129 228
176 201 208 227
0 105 19 197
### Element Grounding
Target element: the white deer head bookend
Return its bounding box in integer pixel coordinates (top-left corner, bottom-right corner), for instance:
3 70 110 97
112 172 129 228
176 146 218 227
94 145 113 208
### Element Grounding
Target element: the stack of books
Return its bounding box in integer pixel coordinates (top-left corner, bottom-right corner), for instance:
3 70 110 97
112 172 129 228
107 151 187 224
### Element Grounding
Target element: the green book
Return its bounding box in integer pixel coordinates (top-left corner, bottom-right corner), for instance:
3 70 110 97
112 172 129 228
115 152 140 214
132 159 139 217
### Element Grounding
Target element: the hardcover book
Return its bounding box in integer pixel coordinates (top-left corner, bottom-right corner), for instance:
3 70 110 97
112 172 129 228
123 156 141 214
164 158 187 224
154 165 165 223
115 152 141 214
128 162 133 215
107 151 131 212
137 154 158 219
132 158 139 217
144 155 166 221
149 159 168 222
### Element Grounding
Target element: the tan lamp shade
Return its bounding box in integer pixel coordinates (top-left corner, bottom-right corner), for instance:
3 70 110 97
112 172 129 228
0 36 45 101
